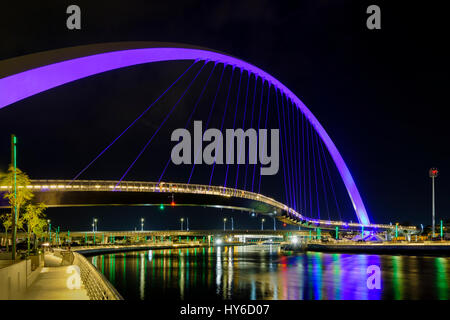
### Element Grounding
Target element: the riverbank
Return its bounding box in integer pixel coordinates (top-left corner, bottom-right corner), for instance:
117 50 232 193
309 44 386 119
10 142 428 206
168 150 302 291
73 242 248 256
306 242 450 255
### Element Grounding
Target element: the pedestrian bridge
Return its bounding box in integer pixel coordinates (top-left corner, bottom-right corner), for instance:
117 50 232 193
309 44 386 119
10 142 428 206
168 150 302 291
0 179 416 233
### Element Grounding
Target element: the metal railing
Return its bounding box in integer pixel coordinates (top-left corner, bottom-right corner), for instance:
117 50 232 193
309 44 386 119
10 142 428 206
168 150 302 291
72 252 123 300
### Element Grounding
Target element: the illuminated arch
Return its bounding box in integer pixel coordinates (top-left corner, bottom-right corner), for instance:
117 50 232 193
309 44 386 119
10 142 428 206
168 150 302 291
0 42 370 225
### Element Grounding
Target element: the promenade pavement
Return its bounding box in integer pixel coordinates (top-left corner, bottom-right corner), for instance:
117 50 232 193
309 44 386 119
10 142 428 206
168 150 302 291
21 252 89 300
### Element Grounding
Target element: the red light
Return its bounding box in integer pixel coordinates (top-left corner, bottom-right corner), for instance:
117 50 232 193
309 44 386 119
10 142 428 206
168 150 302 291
429 168 439 178
283 223 287 227
171 201 175 206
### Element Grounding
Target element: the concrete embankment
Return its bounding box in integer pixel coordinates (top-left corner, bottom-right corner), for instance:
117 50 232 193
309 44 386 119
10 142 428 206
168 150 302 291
73 242 244 256
307 243 450 255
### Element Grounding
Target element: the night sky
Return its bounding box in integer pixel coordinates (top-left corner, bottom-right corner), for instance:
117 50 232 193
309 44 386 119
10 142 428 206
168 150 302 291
0 1 448 231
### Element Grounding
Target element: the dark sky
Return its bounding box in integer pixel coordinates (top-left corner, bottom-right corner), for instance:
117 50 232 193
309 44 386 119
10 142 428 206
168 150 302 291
0 0 448 231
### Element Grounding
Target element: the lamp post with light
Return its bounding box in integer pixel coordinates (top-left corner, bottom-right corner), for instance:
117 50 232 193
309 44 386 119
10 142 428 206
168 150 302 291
429 168 438 238
261 218 265 231
47 219 51 243
180 218 184 231
141 218 144 231
223 218 227 231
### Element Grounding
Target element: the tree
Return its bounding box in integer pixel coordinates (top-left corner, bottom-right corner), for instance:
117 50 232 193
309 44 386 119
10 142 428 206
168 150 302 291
0 165 33 254
23 203 47 254
0 212 12 251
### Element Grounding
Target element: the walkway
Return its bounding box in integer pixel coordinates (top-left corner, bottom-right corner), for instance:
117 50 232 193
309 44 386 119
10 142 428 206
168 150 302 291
22 253 89 300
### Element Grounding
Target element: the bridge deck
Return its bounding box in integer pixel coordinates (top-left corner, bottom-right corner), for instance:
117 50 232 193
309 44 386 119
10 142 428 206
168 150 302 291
0 179 417 232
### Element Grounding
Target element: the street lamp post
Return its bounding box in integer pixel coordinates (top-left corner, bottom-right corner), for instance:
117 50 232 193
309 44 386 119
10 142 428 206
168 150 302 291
11 134 18 260
180 218 184 231
93 218 98 232
261 218 265 231
223 218 227 231
231 217 234 231
141 218 144 231
186 218 189 231
429 168 438 238
47 219 51 243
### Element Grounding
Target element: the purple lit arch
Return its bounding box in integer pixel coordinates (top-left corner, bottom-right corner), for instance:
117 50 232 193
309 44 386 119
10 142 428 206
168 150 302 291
0 42 370 225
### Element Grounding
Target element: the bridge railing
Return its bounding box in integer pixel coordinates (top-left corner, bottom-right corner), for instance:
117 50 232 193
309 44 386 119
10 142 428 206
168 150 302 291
1 179 417 232
72 251 123 300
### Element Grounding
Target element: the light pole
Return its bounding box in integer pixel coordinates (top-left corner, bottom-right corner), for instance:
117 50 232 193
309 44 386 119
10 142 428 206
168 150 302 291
93 218 98 232
186 218 189 231
47 219 51 243
429 168 438 238
231 217 234 231
223 218 227 231
11 134 18 260
180 218 184 231
273 217 276 231
261 218 265 231
141 218 144 231
92 223 94 233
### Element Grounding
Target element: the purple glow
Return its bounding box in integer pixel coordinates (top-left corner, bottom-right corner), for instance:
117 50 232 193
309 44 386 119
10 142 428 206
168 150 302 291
0 45 370 225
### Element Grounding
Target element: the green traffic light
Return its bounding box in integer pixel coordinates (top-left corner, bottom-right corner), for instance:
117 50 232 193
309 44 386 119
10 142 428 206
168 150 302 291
160 204 164 210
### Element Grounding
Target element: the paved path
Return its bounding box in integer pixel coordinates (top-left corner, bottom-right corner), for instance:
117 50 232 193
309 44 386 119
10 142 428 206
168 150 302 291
22 253 89 300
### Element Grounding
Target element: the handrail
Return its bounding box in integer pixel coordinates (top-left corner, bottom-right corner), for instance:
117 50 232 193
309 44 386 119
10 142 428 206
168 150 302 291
72 252 123 300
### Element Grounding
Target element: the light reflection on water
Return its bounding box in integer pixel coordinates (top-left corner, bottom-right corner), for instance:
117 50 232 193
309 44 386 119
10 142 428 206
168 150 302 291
90 245 450 300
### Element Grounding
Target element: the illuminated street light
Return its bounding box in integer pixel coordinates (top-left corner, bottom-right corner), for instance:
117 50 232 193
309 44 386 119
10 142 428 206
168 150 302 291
141 218 144 231
93 218 98 232
180 218 184 231
231 217 234 231
261 218 265 231
47 219 51 242
223 218 227 231
429 168 438 238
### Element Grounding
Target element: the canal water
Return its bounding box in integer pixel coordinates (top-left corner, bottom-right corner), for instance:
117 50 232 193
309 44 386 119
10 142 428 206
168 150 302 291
89 245 450 300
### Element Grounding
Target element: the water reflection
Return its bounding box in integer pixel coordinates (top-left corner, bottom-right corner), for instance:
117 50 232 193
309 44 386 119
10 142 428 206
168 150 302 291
89 245 450 300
